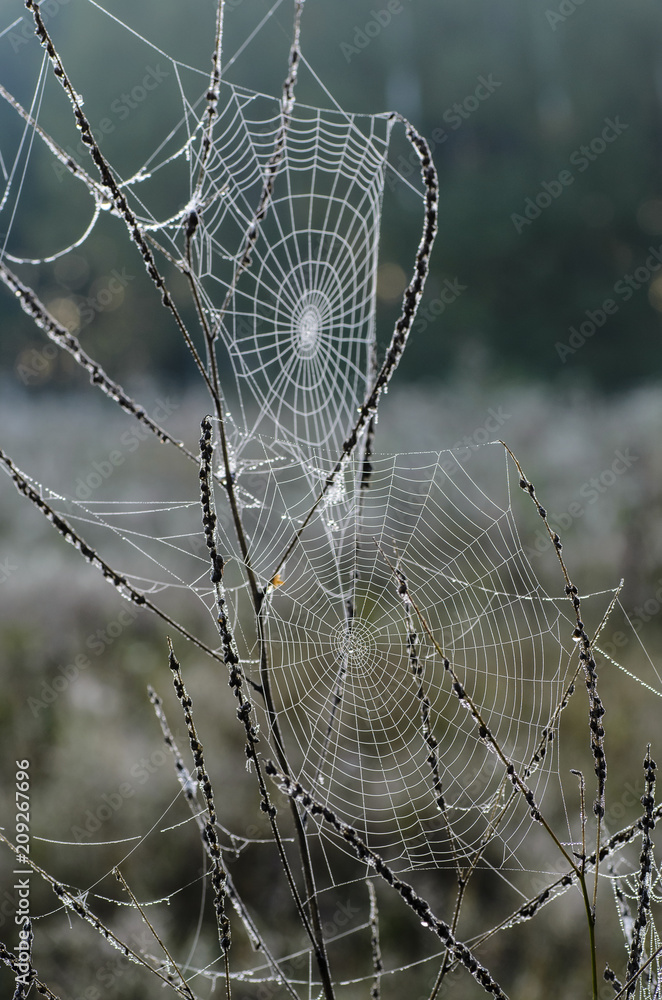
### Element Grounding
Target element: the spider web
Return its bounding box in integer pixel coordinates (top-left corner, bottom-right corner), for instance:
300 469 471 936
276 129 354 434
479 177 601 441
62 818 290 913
0 0 611 879
1 1 394 473
252 443 579 871
12 433 597 876
187 94 391 470
0 3 653 997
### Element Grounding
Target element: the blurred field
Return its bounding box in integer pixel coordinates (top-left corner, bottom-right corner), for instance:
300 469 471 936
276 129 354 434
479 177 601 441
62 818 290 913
1 379 661 997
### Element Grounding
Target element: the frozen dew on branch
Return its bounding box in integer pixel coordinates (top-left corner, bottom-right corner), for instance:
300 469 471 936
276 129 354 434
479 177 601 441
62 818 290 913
3 2 658 999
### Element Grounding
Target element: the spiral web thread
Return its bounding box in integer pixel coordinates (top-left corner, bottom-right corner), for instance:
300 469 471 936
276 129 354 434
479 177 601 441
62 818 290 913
257 444 581 872
188 94 391 472
0 3 656 998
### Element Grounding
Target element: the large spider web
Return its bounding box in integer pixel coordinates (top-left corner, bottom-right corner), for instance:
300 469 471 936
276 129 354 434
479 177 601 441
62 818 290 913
189 94 391 469
1 3 394 473
251 444 579 871
1 3 655 997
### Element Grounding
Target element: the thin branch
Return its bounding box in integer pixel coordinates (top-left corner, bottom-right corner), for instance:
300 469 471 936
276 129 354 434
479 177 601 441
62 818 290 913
0 834 193 998
199 416 335 1000
0 81 105 202
624 748 656 999
367 880 383 1000
147 687 301 1000
193 0 226 201
376 541 581 876
0 260 197 462
168 640 232 971
198 428 325 958
24 0 214 395
501 441 607 915
611 943 662 1000
0 935 60 1000
114 867 196 1000
265 762 509 1000
0 446 224 663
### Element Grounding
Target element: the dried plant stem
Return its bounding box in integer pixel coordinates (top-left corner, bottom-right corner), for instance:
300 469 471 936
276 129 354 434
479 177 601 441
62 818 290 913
571 769 588 875
25 0 214 395
396 556 477 998
194 0 226 199
167 640 231 969
428 593 589 999
198 419 335 999
0 834 192 998
256 610 337 1000
8 917 33 1000
265 763 509 999
502 444 606 884
501 442 604 998
396 563 444 809
367 880 382 1000
378 540 599 998
611 943 662 1000
0 446 225 662
624 748 656 999
475 797 662 953
208 406 263 610
0 81 104 203
113 867 196 1000
0 935 58 1000
147 687 301 1000
379 546 579 868
198 444 335 999
0 260 197 462
427 879 469 1000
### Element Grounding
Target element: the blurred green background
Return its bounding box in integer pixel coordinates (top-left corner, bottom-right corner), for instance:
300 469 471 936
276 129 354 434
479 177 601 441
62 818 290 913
1 0 662 390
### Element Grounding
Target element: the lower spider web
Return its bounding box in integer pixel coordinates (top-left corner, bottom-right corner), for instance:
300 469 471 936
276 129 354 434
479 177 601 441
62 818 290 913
259 443 580 872
40 436 623 876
